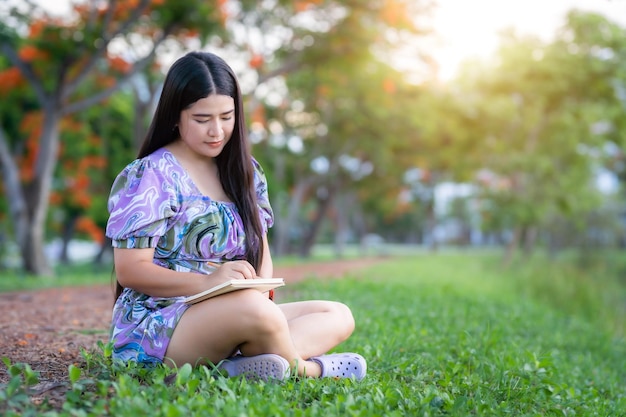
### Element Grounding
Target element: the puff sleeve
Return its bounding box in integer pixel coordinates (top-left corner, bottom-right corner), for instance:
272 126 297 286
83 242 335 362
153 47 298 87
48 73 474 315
252 158 274 233
106 158 177 249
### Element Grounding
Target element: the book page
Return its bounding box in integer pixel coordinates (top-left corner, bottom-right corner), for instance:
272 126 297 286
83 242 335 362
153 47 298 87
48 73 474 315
184 278 285 305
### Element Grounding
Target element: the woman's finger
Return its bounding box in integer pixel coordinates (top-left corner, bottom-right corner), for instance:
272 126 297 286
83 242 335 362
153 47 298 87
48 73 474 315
227 260 256 279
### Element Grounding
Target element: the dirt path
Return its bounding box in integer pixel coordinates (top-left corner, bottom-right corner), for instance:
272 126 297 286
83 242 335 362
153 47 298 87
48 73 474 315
0 257 382 385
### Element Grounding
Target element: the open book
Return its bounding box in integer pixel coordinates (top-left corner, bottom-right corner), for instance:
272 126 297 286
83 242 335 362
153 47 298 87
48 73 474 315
184 278 285 305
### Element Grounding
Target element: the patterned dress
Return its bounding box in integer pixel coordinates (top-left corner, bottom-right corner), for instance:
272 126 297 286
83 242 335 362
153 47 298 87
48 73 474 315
105 148 273 364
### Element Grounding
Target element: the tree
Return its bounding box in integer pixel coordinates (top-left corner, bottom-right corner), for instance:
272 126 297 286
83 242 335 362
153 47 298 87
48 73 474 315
564 11 626 195
0 0 225 275
244 0 434 256
0 0 435 271
444 10 626 259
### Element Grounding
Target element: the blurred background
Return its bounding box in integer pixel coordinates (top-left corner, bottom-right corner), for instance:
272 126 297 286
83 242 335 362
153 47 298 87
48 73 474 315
1 0 625 276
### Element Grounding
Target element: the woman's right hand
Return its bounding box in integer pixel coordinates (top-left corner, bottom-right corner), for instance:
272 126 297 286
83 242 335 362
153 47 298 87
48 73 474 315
211 260 257 281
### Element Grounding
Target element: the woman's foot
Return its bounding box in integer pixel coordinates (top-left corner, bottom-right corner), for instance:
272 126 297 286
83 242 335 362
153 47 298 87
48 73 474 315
218 354 290 381
310 353 367 380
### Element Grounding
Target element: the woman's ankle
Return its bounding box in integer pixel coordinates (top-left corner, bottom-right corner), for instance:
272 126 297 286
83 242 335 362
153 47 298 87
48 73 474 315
297 359 322 377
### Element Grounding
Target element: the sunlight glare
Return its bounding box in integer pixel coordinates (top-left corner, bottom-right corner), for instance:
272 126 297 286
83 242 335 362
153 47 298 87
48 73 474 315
429 0 626 81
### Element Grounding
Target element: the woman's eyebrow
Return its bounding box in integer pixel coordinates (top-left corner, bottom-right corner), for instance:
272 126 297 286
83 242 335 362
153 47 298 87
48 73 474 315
191 109 235 117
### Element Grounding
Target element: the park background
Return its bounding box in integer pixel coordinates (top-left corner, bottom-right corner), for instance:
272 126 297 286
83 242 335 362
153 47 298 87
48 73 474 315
1 1 626 415
1 0 626 274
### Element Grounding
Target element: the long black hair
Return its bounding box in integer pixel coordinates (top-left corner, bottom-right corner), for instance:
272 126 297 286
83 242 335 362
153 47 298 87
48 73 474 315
114 52 264 300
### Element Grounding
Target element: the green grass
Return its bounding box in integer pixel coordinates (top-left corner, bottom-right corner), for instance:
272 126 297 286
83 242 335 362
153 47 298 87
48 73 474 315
0 250 370 292
0 256 334 293
505 250 626 337
0 263 114 292
2 252 626 416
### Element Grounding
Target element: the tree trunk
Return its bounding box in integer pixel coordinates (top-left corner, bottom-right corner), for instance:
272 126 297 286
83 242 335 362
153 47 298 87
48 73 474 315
299 185 336 257
59 214 79 264
20 106 61 276
274 177 312 256
94 236 113 266
0 127 29 270
132 76 156 150
521 226 537 258
333 192 350 258
425 198 438 252
502 227 521 267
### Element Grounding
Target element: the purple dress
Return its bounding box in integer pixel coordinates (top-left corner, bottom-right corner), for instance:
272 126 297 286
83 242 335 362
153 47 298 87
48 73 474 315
105 148 273 364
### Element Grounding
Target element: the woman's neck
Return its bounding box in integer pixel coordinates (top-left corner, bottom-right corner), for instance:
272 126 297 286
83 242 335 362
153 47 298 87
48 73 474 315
166 141 229 201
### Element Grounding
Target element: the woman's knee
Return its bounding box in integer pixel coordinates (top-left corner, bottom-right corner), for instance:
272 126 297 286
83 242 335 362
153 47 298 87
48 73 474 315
307 300 356 346
327 301 356 340
237 290 288 335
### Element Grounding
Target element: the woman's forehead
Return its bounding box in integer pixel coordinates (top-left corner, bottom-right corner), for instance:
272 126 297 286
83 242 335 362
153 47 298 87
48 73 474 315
185 94 235 114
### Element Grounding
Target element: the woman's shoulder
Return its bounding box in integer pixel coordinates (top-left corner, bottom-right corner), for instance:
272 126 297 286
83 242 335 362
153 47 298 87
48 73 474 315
111 148 185 196
250 155 267 176
120 148 180 178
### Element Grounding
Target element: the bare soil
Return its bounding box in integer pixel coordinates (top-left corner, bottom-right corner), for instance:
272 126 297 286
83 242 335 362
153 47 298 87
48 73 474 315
0 258 381 406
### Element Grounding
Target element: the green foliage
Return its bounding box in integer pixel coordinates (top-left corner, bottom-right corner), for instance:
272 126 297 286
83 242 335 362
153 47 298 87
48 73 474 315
409 10 626 253
2 253 625 415
81 90 137 230
249 0 432 253
0 0 240 274
0 358 42 416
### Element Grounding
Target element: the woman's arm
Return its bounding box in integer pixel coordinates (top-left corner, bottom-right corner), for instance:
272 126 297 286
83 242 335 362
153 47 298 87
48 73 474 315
114 247 256 298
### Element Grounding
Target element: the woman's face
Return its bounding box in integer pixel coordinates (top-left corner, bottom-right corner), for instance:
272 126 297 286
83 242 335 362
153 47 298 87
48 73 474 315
178 94 236 159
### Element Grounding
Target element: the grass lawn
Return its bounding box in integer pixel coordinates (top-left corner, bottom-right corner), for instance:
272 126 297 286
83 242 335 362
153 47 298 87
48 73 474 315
2 251 625 416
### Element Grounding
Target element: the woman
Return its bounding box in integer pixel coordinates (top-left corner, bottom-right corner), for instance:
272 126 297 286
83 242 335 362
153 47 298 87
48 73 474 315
105 51 366 381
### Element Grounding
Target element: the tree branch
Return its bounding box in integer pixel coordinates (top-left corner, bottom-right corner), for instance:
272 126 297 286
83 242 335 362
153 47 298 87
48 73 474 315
257 55 303 85
61 27 173 116
62 54 153 115
63 0 154 99
0 42 48 106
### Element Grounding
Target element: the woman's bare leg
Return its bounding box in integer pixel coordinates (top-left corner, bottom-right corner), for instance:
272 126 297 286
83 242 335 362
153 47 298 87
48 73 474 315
164 289 322 377
278 300 355 359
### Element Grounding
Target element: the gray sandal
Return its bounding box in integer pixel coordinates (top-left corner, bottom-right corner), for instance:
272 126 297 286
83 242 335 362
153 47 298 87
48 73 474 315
310 353 367 380
218 354 290 381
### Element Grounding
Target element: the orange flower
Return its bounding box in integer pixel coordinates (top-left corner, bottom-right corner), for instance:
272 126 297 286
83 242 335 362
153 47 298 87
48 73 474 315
294 1 321 12
29 21 46 37
317 85 330 97
76 216 104 244
185 29 199 39
92 156 107 168
0 68 24 94
249 54 264 69
19 166 34 182
74 174 91 189
49 192 62 205
383 78 396 94
74 193 91 209
251 105 266 124
18 45 48 62
109 56 131 73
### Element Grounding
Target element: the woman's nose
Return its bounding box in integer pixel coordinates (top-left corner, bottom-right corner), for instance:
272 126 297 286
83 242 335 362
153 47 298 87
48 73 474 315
208 120 222 137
